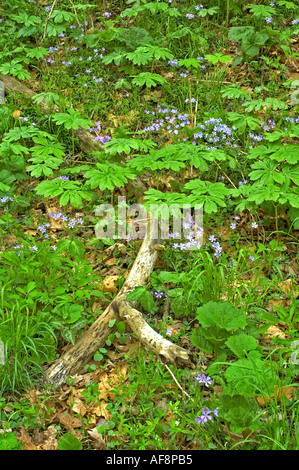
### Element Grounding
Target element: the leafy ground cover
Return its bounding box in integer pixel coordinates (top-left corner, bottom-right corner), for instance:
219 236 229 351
0 0 298 451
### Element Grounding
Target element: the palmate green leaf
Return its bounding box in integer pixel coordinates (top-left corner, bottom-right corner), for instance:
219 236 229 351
277 0 297 9
269 145 299 164
221 86 250 101
248 4 276 18
243 97 287 113
283 164 299 185
102 48 126 65
126 48 153 65
264 130 284 142
26 47 49 59
51 9 75 23
46 23 66 37
246 183 282 204
197 6 218 17
249 159 287 185
129 143 209 172
132 72 166 88
286 192 299 208
195 301 247 331
178 58 201 69
242 99 264 113
4 126 40 142
30 137 65 159
141 44 173 61
35 179 92 207
144 189 188 218
184 179 229 197
263 98 288 110
204 53 233 64
184 180 229 214
27 154 63 177
0 61 31 80
51 109 92 130
0 141 29 157
104 137 156 156
17 26 40 39
227 112 260 133
144 2 169 14
127 44 173 65
84 163 137 191
10 12 41 26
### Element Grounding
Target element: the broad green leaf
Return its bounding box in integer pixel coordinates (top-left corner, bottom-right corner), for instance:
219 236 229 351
58 432 82 450
195 301 247 331
225 334 258 358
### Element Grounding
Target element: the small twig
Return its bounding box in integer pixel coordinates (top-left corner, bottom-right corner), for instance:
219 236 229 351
43 0 59 39
43 0 80 40
68 0 81 26
215 162 237 189
163 363 194 401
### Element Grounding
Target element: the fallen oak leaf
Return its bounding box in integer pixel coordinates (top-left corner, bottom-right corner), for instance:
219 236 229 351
87 427 107 450
17 426 37 450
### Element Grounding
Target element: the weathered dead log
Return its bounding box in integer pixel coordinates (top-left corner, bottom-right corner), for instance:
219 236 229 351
0 73 99 151
0 73 149 195
45 232 195 388
114 300 192 368
1 73 196 388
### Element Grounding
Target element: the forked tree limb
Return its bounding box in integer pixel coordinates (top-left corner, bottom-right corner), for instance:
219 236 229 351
114 300 193 368
45 232 195 389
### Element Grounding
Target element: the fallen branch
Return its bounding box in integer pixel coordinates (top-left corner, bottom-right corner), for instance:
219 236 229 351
1 73 196 388
45 230 195 389
0 74 99 151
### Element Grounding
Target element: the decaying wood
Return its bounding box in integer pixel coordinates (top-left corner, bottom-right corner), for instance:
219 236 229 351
114 300 192 368
45 231 195 388
0 73 99 151
1 73 196 388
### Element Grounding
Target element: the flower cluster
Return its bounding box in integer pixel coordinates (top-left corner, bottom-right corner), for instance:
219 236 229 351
194 373 213 387
193 117 237 149
143 104 192 136
208 235 222 259
55 175 70 181
89 121 111 144
48 210 84 229
151 290 168 299
170 216 203 251
0 196 14 204
195 407 218 425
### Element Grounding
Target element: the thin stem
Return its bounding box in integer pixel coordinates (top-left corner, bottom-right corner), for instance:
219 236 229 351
163 362 194 401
